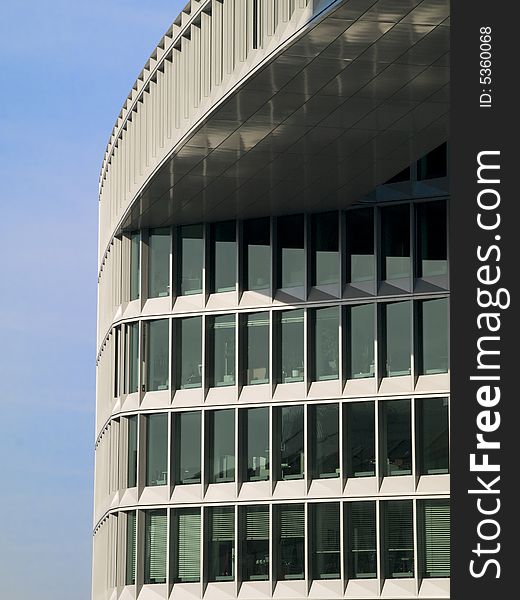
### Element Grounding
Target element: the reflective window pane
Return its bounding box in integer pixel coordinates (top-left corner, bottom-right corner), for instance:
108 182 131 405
311 503 340 580
417 201 447 277
383 400 412 476
312 212 339 286
421 500 450 577
244 218 270 290
146 413 168 486
207 506 235 581
384 501 414 578
418 398 449 475
245 312 269 385
310 404 339 479
172 508 201 582
382 205 410 280
278 405 304 480
144 509 167 584
420 298 448 374
127 415 137 488
278 214 304 288
128 322 139 394
349 304 375 379
384 301 411 377
241 505 269 581
146 319 169 391
347 501 377 579
279 309 304 383
347 209 375 283
313 306 339 381
345 402 375 478
209 410 235 483
179 224 203 295
130 232 140 300
125 511 136 585
277 504 305 580
212 221 236 292
148 228 170 298
417 142 447 180
177 317 202 389
210 315 235 387
242 408 269 482
174 411 201 485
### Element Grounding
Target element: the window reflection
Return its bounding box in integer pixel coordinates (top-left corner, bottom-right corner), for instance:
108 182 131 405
244 218 270 290
346 209 375 283
242 407 269 482
345 402 375 478
130 232 140 300
148 228 170 298
417 201 447 277
245 312 269 385
174 411 201 484
310 404 339 479
420 298 448 374
382 205 410 280
207 506 235 581
208 410 235 483
177 317 202 389
313 306 339 381
384 302 411 377
179 224 203 295
278 214 304 288
146 319 169 391
418 398 449 475
145 413 168 486
312 212 339 286
348 304 375 379
278 309 304 383
383 400 412 476
278 405 304 480
210 315 235 387
212 221 236 293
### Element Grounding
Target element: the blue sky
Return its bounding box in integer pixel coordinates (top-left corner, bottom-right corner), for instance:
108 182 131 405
0 1 185 597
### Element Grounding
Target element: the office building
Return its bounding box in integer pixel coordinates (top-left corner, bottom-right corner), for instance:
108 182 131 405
93 1 450 599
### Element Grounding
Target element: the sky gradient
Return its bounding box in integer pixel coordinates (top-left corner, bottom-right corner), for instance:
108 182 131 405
0 2 186 598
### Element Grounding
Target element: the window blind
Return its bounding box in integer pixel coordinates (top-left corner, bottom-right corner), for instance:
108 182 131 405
280 504 304 538
422 500 450 577
211 507 234 541
246 506 269 540
145 510 167 584
176 509 201 582
125 511 136 585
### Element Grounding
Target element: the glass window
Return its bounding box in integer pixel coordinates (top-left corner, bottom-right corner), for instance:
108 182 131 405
148 228 170 298
146 319 169 391
277 504 305 580
421 500 450 577
144 509 167 584
212 221 236 292
146 413 168 486
210 314 235 387
311 503 340 580
172 508 201 582
278 214 304 288
312 212 339 286
385 165 410 184
347 501 377 579
310 404 339 479
345 402 375 478
417 142 447 180
313 306 339 381
125 511 136 585
346 209 375 283
207 506 235 581
245 312 269 385
244 218 270 290
127 415 138 488
209 410 235 483
242 408 269 482
383 400 412 476
114 327 120 398
177 317 202 389
384 301 411 377
417 201 447 277
240 505 269 581
348 304 375 379
174 411 201 484
277 405 304 480
278 309 304 383
384 501 414 579
127 322 139 394
418 398 449 475
420 298 448 374
130 231 140 300
179 224 203 295
381 204 410 280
